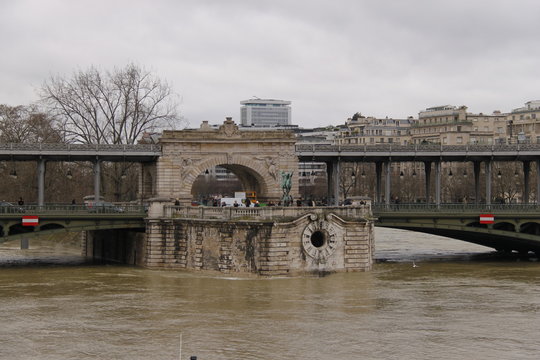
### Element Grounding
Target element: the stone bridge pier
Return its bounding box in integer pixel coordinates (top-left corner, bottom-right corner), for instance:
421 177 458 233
143 205 374 276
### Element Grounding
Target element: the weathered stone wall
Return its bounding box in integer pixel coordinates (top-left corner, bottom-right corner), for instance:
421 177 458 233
154 118 299 204
144 210 373 276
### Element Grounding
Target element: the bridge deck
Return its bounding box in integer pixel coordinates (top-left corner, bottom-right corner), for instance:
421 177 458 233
373 203 540 253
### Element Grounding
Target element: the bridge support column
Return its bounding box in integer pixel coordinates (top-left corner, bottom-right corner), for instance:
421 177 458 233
94 160 101 201
326 161 340 206
37 158 46 206
474 162 481 205
375 162 383 204
485 160 492 206
435 161 441 207
385 161 391 205
424 161 431 204
536 160 540 205
524 161 531 204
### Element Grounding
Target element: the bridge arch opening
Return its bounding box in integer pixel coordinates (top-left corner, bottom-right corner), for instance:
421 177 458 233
520 222 540 235
190 163 271 204
493 222 516 232
466 221 487 229
39 223 66 231
8 224 34 236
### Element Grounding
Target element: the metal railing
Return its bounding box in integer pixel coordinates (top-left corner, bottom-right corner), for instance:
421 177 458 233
295 143 540 153
0 204 147 216
164 205 371 220
372 203 540 213
0 143 161 152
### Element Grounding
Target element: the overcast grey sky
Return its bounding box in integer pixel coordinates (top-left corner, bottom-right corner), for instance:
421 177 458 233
1 0 539 128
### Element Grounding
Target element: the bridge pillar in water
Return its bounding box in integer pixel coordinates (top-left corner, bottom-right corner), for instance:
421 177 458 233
143 206 374 276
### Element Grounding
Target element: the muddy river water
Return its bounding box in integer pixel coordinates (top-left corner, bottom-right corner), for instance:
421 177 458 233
1 229 539 360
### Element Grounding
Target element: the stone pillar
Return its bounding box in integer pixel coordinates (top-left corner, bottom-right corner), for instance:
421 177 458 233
375 162 383 204
37 158 46 206
424 161 431 204
93 160 101 201
485 160 492 205
474 162 481 205
385 161 391 205
524 161 531 204
434 161 441 206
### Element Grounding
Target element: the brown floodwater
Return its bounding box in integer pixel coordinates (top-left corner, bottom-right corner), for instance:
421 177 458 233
1 229 539 360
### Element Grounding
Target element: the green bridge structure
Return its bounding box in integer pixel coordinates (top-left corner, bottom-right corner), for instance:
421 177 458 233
373 203 540 254
2 203 540 255
0 204 146 243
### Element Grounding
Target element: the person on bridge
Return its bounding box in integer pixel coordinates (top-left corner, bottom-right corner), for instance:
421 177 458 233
18 197 24 206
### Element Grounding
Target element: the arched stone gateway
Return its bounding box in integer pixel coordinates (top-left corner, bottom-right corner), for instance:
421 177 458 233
155 118 299 204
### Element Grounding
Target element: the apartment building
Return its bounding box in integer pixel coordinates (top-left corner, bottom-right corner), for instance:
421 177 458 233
335 113 414 145
410 105 506 145
507 100 540 144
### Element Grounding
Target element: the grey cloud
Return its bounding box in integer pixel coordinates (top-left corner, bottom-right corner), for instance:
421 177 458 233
1 0 539 128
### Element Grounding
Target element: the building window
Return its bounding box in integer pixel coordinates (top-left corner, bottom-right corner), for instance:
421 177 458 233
457 137 463 144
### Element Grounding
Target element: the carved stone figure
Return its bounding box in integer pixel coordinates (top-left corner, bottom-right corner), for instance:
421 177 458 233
266 158 278 180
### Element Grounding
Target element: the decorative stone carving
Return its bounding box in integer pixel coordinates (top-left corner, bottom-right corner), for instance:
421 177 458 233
256 157 278 180
302 220 340 261
218 117 241 138
179 157 201 179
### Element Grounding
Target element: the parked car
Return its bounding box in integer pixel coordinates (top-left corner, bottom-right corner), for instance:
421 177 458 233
0 201 25 213
86 201 124 213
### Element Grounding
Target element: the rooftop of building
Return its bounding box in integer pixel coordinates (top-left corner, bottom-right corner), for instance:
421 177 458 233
512 100 540 113
240 98 291 106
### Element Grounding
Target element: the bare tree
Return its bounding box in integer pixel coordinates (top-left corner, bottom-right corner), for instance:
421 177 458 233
40 63 183 144
0 105 61 143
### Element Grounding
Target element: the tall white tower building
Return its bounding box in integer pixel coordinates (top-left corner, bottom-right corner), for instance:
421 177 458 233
240 98 292 127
